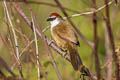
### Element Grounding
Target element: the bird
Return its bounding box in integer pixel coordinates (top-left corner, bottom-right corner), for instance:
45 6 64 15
47 13 83 71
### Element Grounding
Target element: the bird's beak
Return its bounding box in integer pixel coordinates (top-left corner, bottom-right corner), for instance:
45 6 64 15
47 18 52 21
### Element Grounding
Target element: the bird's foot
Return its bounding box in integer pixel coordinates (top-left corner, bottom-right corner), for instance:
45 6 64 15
62 49 68 57
80 73 86 80
48 40 54 46
63 52 68 57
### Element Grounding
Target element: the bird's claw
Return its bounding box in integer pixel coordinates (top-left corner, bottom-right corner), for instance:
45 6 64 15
63 52 68 57
48 40 54 46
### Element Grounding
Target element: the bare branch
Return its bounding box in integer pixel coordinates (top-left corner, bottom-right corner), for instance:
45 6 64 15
24 2 62 80
0 0 80 13
42 0 114 35
11 2 98 80
0 56 16 77
65 0 114 19
102 22 112 80
31 13 41 80
42 26 50 33
12 2 70 61
2 0 24 79
11 40 34 70
104 0 120 79
92 0 101 79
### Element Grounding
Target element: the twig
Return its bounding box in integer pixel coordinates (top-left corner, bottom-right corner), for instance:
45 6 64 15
24 2 62 80
42 26 50 33
0 56 16 77
103 22 112 80
31 13 41 80
104 0 120 79
42 0 114 33
11 3 97 80
11 40 34 70
101 58 112 69
6 2 49 80
11 25 48 80
0 32 19 78
2 0 24 79
12 1 70 61
64 0 114 19
1 0 114 16
31 10 62 80
92 0 101 80
0 0 80 13
3 0 20 60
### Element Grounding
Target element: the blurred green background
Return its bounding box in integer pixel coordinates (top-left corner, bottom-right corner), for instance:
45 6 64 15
0 0 120 80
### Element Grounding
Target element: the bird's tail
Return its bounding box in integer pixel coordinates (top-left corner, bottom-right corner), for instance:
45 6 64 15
67 43 90 76
67 43 82 71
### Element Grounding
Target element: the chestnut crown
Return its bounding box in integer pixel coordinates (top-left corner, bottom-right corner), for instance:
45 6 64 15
47 13 62 21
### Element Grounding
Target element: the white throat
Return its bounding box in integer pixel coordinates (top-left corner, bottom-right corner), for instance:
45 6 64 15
50 18 63 30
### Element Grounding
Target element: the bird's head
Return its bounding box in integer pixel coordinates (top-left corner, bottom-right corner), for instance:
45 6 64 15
47 13 63 27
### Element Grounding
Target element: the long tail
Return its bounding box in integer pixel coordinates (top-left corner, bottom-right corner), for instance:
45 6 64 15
67 43 82 71
67 43 91 77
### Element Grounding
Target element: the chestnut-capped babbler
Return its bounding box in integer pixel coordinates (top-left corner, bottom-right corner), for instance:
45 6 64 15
47 13 88 73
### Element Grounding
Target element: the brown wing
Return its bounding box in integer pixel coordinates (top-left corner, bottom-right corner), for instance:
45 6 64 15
54 22 79 46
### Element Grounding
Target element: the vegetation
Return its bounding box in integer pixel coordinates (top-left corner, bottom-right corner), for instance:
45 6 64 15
0 0 120 80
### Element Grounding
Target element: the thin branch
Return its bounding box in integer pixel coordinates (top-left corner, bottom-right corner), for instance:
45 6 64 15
31 13 41 80
103 22 112 80
101 58 112 69
32 11 63 80
1 0 114 15
65 0 114 19
12 1 70 61
2 0 24 79
11 40 34 70
11 4 48 79
0 0 80 13
0 56 16 77
92 0 101 80
0 32 19 78
3 2 48 79
24 2 62 80
3 0 20 60
105 0 120 79
42 0 114 33
11 26 47 80
11 3 98 80
42 26 50 33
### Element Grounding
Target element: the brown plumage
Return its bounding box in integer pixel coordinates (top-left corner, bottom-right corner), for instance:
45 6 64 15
47 13 84 71
51 21 82 70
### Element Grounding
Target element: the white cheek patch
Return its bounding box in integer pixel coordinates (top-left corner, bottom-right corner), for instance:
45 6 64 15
51 19 60 28
50 18 63 32
50 19 61 32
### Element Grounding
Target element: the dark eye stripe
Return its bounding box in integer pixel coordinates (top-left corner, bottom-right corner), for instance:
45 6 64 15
47 17 56 21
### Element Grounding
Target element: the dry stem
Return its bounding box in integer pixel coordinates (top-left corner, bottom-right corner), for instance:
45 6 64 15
2 0 24 79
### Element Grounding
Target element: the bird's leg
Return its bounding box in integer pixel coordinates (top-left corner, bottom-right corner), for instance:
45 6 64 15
80 73 86 80
61 47 68 57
